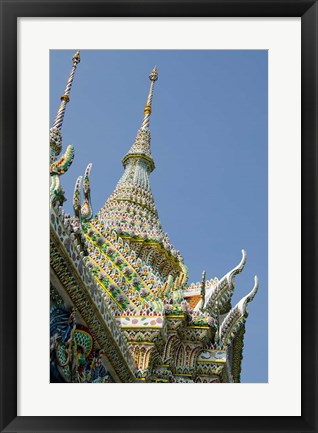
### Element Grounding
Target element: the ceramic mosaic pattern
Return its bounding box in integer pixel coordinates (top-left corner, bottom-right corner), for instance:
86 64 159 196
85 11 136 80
50 55 260 383
50 205 136 380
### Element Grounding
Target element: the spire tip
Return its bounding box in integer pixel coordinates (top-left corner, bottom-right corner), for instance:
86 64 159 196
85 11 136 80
149 66 158 82
72 50 81 64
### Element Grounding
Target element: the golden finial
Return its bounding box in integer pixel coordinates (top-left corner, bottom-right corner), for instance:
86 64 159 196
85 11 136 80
141 66 158 130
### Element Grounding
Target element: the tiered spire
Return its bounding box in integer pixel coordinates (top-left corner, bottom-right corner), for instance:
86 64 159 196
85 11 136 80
99 66 159 226
121 66 158 171
99 67 183 280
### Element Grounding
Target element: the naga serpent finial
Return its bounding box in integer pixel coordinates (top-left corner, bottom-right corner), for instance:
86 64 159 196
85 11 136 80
81 163 94 221
141 66 158 130
72 164 94 226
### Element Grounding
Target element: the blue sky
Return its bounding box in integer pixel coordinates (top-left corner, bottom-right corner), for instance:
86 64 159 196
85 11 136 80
50 50 268 383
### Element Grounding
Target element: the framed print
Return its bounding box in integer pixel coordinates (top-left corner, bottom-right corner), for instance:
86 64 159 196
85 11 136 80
0 1 317 432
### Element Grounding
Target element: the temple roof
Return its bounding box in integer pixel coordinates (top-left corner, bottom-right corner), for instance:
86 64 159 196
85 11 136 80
50 53 259 383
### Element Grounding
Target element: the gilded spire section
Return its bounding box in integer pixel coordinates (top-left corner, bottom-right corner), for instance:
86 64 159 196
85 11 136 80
141 66 158 130
52 50 81 130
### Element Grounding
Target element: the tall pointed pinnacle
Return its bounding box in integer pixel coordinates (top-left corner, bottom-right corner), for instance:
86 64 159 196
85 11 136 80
121 66 158 173
50 50 80 162
52 50 81 130
100 66 160 222
141 66 158 130
98 65 184 281
50 51 80 206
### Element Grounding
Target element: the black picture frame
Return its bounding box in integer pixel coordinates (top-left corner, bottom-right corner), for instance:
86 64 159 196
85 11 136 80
0 1 316 432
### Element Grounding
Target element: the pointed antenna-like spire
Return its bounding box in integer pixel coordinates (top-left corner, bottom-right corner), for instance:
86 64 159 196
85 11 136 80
140 66 158 130
52 50 81 130
50 51 80 205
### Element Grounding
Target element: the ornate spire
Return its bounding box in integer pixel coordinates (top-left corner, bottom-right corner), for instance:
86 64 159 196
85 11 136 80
122 66 158 172
99 66 184 281
200 271 206 311
81 163 94 221
50 50 80 206
71 163 94 231
141 66 158 130
52 50 81 131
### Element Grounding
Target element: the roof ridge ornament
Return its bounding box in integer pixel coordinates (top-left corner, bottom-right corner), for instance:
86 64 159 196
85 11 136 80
72 163 94 230
236 275 259 316
219 276 259 346
194 249 247 313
